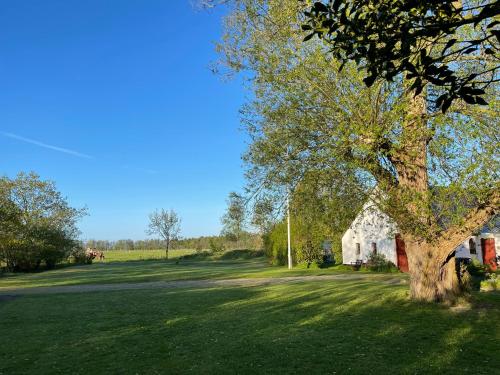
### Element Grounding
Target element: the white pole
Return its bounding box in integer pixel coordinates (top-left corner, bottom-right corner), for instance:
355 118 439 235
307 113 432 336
287 194 292 269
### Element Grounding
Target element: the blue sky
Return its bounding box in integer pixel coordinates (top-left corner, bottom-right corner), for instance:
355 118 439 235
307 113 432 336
0 1 248 240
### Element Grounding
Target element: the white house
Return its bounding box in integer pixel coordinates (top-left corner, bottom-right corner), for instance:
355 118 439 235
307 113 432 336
341 200 500 272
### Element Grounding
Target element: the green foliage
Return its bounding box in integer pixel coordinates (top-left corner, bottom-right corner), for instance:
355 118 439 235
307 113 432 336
467 258 489 278
220 0 499 243
261 168 359 266
480 273 499 291
179 250 213 261
366 252 399 273
263 221 289 265
221 192 246 241
263 213 336 267
84 234 262 253
298 239 321 267
195 242 204 253
302 0 500 111
71 246 94 265
218 249 265 260
465 258 498 291
0 172 85 272
209 238 226 254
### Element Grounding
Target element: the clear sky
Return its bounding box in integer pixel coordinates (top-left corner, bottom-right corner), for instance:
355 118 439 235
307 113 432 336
0 1 248 240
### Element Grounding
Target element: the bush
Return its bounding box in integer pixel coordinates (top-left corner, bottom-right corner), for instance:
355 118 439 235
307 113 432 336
480 273 499 291
0 172 86 272
263 222 289 265
466 258 495 291
218 249 265 260
179 250 213 261
332 264 354 271
209 238 226 254
297 239 322 268
1 227 77 271
467 258 489 277
366 252 398 272
71 247 96 265
195 243 204 253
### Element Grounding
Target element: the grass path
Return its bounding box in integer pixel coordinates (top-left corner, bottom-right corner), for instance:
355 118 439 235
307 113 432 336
1 255 404 290
0 273 406 296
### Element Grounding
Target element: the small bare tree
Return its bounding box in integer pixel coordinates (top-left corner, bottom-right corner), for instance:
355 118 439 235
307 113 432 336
147 209 181 259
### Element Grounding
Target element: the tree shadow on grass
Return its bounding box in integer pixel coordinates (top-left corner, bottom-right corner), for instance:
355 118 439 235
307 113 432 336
0 280 499 374
0 258 274 289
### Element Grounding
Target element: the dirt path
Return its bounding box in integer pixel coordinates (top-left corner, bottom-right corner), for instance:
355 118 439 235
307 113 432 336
0 273 406 296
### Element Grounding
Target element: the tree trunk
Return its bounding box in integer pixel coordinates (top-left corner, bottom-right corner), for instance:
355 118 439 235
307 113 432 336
404 236 460 302
391 93 463 301
165 238 169 259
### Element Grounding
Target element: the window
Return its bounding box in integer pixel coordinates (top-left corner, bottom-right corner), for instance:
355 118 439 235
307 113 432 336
469 238 477 255
371 242 377 254
356 243 361 256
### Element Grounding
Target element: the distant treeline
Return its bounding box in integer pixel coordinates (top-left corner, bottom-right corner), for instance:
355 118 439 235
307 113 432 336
84 232 262 251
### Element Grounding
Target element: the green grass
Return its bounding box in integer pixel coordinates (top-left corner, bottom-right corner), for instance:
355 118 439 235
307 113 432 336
102 249 196 262
0 251 404 291
0 279 498 374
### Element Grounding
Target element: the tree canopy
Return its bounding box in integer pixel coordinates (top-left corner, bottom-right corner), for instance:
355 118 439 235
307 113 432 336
221 192 247 241
0 172 86 271
301 0 500 112
147 209 181 258
219 0 500 301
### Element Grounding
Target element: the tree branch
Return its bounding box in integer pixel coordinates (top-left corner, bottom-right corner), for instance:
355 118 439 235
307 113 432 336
437 189 500 264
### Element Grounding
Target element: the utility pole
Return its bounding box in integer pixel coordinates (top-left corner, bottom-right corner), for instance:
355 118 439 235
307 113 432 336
287 193 292 269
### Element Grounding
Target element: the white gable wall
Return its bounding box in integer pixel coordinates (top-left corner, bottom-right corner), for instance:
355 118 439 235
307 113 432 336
341 202 398 265
342 200 500 267
455 233 500 262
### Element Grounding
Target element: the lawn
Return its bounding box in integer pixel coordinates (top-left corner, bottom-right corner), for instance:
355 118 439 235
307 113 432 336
0 252 498 374
1 279 499 374
0 250 401 291
102 249 196 262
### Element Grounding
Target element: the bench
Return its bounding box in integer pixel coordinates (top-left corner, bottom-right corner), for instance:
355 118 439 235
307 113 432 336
350 260 363 270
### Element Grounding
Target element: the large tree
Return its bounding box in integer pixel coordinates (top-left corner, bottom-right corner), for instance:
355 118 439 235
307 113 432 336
0 172 86 271
218 0 499 301
147 209 181 259
221 191 247 241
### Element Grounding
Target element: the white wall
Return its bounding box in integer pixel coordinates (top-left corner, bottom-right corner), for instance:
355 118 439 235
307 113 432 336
455 233 500 263
341 202 398 265
342 201 499 267
455 236 482 262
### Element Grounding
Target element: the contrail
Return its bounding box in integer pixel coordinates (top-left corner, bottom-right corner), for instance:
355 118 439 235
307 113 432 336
1 131 93 159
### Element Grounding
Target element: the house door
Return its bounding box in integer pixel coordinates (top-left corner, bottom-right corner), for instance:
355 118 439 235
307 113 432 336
481 238 497 271
395 234 409 273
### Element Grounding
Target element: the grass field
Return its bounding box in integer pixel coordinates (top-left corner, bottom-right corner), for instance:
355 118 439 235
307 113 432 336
0 251 499 374
102 249 196 262
0 251 402 290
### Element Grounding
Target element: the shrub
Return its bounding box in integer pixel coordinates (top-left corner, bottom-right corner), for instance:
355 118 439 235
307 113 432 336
263 222 289 265
366 252 398 272
71 247 96 265
480 273 499 291
179 250 213 261
297 239 322 268
332 264 354 271
209 238 226 254
0 172 86 272
466 258 494 291
467 258 489 277
195 243 204 253
218 249 265 260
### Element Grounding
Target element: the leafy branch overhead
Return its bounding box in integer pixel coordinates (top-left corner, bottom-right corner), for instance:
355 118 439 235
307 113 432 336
301 0 500 112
